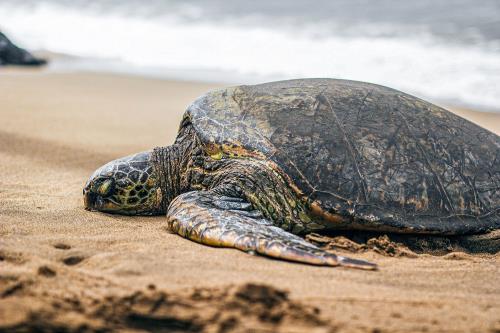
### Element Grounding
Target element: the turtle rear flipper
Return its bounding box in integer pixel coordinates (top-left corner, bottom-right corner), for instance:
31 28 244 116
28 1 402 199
166 191 377 270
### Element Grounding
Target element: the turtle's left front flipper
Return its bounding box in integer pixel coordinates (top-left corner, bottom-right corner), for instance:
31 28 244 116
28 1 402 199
166 191 377 270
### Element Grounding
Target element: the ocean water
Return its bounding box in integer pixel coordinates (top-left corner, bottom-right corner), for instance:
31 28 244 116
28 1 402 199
1 0 499 111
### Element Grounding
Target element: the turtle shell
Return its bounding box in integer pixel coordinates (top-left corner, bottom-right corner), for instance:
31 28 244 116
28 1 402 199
183 79 500 234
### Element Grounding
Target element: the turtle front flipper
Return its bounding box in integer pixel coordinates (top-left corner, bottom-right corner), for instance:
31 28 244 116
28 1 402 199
166 191 377 270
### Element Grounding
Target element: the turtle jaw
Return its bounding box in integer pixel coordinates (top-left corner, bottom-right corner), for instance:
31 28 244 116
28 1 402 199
83 188 115 212
83 186 127 213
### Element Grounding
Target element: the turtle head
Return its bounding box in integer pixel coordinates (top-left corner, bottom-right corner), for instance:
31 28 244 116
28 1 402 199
83 151 163 215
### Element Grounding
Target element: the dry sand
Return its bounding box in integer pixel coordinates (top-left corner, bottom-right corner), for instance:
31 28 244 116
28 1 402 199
0 71 499 333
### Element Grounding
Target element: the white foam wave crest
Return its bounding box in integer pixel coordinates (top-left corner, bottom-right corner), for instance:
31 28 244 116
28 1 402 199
1 2 499 111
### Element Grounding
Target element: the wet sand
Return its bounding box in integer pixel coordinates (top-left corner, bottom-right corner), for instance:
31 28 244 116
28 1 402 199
0 71 499 332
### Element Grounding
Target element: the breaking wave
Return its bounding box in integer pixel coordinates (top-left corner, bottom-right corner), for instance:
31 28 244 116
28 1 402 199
1 1 499 111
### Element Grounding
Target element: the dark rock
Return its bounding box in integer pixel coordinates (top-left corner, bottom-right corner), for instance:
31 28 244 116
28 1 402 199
0 31 47 66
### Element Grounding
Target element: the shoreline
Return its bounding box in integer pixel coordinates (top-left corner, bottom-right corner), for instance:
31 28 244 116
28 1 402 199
0 70 499 332
2 66 499 135
7 51 500 115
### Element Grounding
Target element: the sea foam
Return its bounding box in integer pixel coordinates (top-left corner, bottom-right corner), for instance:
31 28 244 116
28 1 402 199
1 1 499 112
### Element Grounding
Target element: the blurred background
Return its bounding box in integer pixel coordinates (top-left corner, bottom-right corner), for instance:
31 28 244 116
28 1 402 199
1 0 499 112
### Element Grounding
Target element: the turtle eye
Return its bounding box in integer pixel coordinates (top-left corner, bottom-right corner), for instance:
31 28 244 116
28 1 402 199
97 179 114 197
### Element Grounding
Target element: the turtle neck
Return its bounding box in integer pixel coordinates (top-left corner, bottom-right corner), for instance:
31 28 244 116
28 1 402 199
151 141 194 212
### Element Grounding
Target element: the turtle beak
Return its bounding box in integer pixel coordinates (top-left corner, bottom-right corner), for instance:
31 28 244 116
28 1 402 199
83 182 104 211
83 186 94 211
83 187 108 211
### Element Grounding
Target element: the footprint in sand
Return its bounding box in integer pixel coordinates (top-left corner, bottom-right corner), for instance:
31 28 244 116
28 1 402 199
53 243 88 266
61 255 85 266
37 265 57 277
53 243 71 250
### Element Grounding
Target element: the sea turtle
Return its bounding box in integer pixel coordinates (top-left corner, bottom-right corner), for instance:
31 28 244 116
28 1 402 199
83 79 500 270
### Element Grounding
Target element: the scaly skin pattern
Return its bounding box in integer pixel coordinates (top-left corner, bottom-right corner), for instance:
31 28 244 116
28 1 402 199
194 157 327 234
83 151 161 215
166 190 376 269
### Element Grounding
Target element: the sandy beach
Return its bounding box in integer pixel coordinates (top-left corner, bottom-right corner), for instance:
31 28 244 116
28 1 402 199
1 71 499 332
